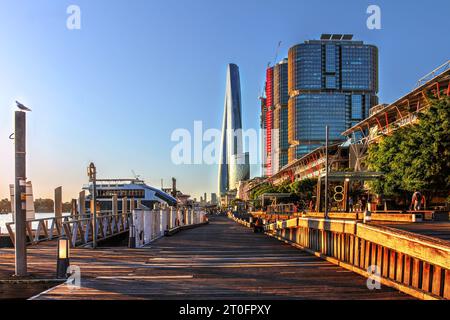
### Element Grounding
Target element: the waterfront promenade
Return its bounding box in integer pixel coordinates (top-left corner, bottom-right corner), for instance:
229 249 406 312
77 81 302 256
0 216 412 300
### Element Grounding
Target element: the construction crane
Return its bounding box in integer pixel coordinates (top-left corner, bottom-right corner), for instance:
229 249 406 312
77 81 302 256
260 41 282 99
272 40 282 66
131 170 141 181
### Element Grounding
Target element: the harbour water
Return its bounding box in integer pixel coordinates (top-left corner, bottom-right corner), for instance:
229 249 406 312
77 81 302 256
0 213 69 234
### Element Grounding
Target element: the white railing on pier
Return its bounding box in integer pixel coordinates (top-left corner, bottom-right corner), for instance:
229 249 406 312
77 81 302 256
132 208 207 248
5 210 132 248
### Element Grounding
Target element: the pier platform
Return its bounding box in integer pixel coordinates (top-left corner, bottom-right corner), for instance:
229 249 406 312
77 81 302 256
0 216 412 300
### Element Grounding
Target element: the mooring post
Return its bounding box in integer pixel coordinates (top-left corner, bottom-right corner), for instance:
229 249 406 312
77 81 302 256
122 197 128 215
14 111 27 276
55 186 62 227
112 194 118 231
78 190 85 218
70 199 77 218
87 163 97 248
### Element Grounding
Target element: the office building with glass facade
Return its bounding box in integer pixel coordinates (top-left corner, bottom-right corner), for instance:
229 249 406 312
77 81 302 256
287 34 378 162
218 64 250 196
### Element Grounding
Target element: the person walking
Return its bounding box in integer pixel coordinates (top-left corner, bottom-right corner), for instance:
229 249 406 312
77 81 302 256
410 191 424 211
361 196 367 212
348 197 354 212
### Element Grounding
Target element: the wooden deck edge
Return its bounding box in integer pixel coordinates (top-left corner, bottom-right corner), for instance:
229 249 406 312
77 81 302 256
265 232 444 301
28 282 66 300
0 279 64 284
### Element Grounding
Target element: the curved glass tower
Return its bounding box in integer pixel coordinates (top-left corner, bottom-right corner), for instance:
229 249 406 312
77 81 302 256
218 64 250 197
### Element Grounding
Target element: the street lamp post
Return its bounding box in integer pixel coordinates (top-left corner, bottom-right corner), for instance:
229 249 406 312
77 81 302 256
324 125 329 220
87 163 97 248
56 237 70 279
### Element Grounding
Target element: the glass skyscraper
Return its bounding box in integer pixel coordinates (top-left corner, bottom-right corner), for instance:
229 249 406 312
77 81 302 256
287 34 378 161
218 64 250 196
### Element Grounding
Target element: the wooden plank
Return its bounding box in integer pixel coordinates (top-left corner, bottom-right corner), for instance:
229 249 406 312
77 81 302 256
444 269 450 299
411 259 421 289
354 237 360 267
337 233 341 260
382 248 390 278
421 263 431 292
377 244 383 272
404 255 412 286
371 243 377 267
396 253 404 283
389 251 397 280
349 235 354 265
364 241 371 270
359 239 365 268
431 266 442 297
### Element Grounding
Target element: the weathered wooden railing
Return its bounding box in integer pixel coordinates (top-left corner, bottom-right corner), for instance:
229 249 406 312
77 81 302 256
6 211 132 248
6 214 77 246
63 211 132 247
259 216 450 300
228 212 252 228
250 211 429 223
250 210 449 223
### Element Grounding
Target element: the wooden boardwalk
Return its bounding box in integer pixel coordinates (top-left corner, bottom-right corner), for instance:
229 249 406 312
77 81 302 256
19 216 412 300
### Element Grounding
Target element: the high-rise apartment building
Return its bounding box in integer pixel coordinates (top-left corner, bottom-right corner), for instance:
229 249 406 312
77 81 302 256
261 59 293 176
287 34 378 161
211 193 218 205
264 67 274 176
273 59 289 172
260 97 267 177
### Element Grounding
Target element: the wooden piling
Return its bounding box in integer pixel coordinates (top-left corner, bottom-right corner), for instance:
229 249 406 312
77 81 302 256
54 187 62 219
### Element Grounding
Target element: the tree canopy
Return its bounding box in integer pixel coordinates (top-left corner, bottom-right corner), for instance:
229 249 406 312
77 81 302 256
250 178 317 202
367 96 450 196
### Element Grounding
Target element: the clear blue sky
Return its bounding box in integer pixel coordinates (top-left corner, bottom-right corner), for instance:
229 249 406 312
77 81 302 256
0 0 449 201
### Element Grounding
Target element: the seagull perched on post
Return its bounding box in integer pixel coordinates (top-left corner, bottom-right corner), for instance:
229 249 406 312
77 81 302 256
16 100 32 112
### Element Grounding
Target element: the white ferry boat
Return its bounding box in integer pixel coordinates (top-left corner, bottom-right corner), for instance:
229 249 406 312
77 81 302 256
83 178 177 211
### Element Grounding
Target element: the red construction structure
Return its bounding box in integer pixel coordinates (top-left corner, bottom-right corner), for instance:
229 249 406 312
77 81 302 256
265 67 274 177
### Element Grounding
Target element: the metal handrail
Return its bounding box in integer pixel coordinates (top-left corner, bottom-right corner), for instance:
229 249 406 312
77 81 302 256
5 210 130 247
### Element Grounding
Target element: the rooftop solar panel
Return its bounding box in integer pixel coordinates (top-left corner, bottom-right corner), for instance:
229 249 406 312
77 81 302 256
331 34 342 40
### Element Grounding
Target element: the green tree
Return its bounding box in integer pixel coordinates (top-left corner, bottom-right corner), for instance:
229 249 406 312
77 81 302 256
367 96 450 197
289 178 317 200
0 198 12 213
34 198 54 213
276 181 291 193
